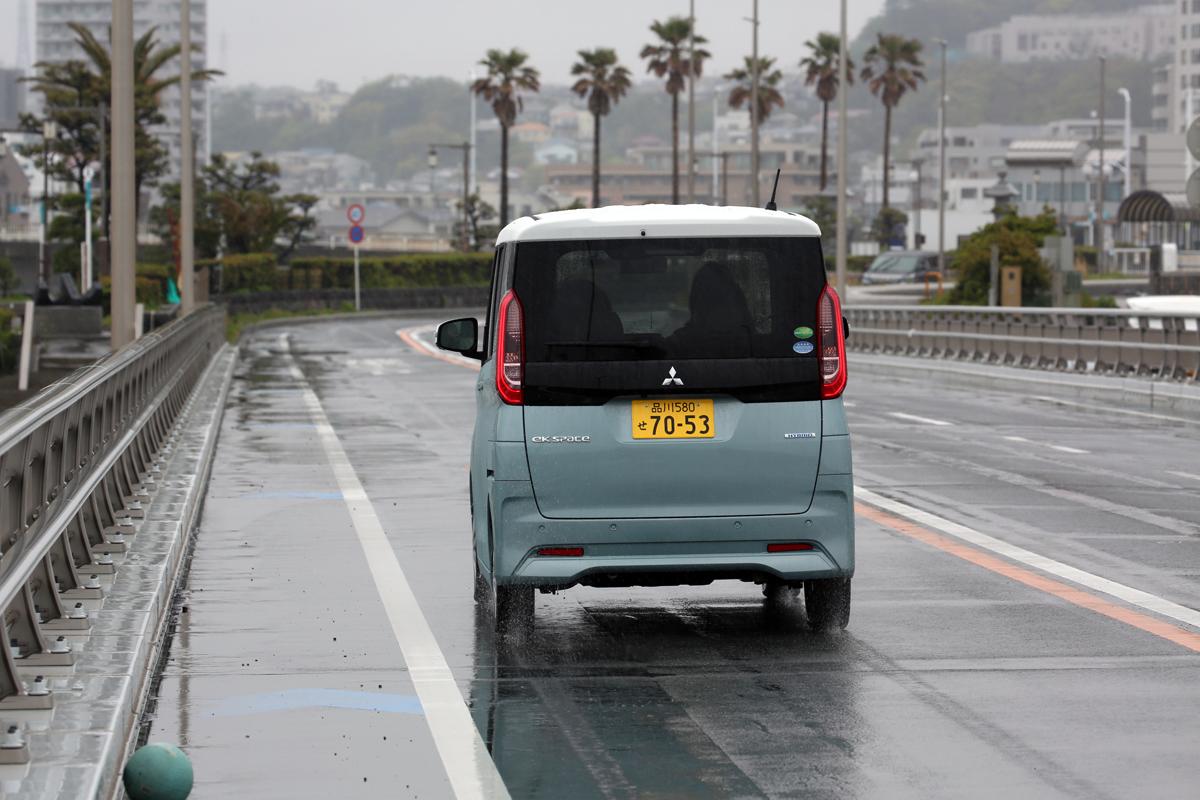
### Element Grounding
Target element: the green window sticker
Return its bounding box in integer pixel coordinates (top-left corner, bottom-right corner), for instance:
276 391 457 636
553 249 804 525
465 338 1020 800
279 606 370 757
793 326 814 340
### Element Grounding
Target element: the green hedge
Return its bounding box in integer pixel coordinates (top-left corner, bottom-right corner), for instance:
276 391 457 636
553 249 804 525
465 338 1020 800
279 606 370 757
0 307 18 376
99 264 174 312
204 253 494 294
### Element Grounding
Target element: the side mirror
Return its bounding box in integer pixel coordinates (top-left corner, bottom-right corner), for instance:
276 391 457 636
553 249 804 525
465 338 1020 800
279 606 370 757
843 317 851 342
436 318 483 360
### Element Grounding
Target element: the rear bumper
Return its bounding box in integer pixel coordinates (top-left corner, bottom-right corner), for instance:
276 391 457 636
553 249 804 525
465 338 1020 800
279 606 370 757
488 473 855 588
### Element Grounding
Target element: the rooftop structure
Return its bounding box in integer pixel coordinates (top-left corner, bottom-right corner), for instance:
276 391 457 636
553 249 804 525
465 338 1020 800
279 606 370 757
966 4 1175 63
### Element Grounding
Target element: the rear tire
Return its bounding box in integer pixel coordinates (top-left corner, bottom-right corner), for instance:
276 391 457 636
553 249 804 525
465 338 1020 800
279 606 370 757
804 578 851 631
473 557 488 603
494 585 534 635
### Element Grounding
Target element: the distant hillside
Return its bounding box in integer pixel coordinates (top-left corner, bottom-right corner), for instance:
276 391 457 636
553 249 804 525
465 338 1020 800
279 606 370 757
854 0 1156 52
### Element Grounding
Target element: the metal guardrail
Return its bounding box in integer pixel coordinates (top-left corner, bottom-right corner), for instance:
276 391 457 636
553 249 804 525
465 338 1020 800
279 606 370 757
0 304 224 763
844 305 1200 383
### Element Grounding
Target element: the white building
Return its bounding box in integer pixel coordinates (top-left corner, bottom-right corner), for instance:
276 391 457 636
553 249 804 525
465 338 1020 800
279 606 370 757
966 5 1175 63
1173 0 1200 133
35 0 209 177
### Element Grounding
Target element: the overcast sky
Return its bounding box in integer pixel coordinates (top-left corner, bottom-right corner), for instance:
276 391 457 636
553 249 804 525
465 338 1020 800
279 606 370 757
3 1 886 90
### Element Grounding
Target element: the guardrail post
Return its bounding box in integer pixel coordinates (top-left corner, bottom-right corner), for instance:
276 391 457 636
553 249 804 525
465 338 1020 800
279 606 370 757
17 301 34 393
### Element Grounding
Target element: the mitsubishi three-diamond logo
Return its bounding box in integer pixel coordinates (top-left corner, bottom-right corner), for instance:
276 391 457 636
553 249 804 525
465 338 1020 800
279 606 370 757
662 367 683 387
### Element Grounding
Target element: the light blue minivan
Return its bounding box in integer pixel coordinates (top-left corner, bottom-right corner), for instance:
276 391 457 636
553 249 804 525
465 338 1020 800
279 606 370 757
437 206 854 632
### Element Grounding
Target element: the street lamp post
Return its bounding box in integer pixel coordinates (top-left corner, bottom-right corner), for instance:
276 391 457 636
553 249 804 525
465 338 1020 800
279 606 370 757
1095 56 1106 271
1118 87 1132 201
180 0 194 314
688 0 696 204
936 39 947 279
835 0 849 296
430 142 472 251
111 0 136 349
750 0 760 206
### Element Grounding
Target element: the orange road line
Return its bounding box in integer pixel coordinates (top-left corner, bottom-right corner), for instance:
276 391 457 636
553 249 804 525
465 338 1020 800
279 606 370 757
397 327 480 371
856 502 1200 654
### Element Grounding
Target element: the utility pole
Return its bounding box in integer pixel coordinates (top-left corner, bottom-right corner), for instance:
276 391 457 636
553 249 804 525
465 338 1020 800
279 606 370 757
1095 56 1106 272
750 0 760 206
110 0 136 349
912 158 924 248
688 0 696 204
937 40 947 278
180 0 195 315
40 120 54 283
835 0 849 296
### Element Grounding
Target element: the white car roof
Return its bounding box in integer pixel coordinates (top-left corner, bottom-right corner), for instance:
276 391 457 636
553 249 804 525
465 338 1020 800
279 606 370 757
495 204 822 245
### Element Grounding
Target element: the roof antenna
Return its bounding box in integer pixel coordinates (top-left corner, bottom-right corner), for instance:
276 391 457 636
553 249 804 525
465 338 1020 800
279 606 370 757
765 169 782 211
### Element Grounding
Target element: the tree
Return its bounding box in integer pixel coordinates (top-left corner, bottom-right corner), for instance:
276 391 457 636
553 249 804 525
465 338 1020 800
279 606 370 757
571 49 633 209
725 57 785 126
21 22 220 236
640 17 710 204
860 33 925 210
0 257 17 298
472 49 541 229
800 33 854 193
870 206 909 248
456 192 498 251
150 153 317 261
948 211 1056 305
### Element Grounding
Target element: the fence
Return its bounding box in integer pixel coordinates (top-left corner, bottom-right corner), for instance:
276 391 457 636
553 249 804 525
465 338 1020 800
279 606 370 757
0 304 224 763
844 305 1200 383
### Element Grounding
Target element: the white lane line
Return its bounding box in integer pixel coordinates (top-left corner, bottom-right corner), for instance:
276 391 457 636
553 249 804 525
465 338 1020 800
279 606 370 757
1004 435 1089 455
843 401 858 408
1030 395 1200 427
398 326 482 369
856 486 1200 631
1168 471 1200 483
281 334 509 800
888 411 954 427
1048 444 1090 455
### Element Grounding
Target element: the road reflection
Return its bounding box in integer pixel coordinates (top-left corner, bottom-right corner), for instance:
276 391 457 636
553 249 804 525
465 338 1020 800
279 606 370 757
468 589 869 799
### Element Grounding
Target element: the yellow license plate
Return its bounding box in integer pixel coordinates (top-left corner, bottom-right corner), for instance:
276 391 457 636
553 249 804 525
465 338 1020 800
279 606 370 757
631 399 715 440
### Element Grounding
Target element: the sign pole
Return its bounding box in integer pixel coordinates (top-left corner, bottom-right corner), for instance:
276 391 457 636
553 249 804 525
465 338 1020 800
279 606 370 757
354 245 361 311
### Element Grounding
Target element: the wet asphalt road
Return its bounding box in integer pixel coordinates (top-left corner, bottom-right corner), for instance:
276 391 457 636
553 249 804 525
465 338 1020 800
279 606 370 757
149 316 1200 799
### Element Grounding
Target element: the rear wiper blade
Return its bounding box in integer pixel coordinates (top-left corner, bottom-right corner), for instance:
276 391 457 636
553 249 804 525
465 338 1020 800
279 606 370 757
544 341 661 350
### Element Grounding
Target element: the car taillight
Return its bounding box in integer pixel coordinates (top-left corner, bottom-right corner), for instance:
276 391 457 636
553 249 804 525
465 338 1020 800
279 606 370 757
817 284 847 399
496 290 524 405
767 543 815 553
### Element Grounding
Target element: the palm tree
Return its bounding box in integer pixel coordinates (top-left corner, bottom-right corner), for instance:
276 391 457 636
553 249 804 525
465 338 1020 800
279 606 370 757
472 49 541 228
571 49 632 208
860 33 925 210
23 22 220 230
725 57 785 127
801 33 854 193
640 17 710 204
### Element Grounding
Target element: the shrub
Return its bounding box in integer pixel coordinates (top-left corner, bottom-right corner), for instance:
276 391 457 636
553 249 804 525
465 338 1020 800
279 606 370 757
218 253 279 293
948 212 1056 306
0 257 18 298
0 307 17 375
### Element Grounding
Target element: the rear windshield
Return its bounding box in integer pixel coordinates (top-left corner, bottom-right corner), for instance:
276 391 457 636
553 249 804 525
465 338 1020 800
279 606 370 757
512 236 826 404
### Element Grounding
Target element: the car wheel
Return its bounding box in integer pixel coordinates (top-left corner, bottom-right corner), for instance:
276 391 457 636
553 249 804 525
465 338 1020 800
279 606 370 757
804 578 851 631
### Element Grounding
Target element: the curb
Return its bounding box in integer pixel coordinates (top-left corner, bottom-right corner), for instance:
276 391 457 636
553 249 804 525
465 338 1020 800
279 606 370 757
851 352 1200 420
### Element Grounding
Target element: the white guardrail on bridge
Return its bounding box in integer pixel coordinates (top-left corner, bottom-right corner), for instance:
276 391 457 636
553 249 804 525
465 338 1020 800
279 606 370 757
844 306 1200 383
0 304 224 765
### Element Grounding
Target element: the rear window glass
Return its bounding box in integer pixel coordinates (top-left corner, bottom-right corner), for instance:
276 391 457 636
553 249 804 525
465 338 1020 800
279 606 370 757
513 237 825 363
